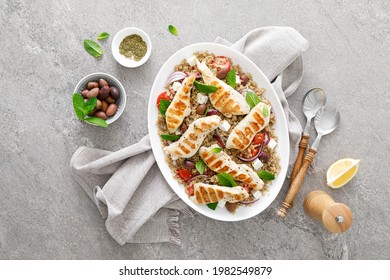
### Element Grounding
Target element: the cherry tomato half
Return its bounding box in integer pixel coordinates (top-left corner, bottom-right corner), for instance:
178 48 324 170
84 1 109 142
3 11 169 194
252 133 265 145
177 169 192 182
156 92 171 107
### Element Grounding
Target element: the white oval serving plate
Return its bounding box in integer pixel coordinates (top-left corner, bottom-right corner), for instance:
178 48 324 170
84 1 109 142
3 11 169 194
148 43 289 221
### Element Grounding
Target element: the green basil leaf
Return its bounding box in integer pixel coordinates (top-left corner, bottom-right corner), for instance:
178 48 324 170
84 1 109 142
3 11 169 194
85 97 97 114
168 24 179 36
246 91 261 109
263 105 269 117
73 93 86 120
226 69 236 88
257 170 275 181
204 108 209 116
97 32 110 40
207 202 218 210
217 172 237 187
195 160 206 175
194 81 218 94
160 134 181 141
159 100 171 117
84 117 108 127
211 147 222 153
83 39 103 57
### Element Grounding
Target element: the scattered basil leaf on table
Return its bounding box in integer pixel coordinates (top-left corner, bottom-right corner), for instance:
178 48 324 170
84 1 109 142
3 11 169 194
245 91 260 109
226 69 236 88
160 134 181 141
195 160 206 175
159 100 171 117
97 32 110 40
72 93 108 128
211 147 222 153
218 172 238 187
84 39 103 57
257 170 275 181
84 117 108 127
194 81 218 94
263 105 269 117
168 24 179 36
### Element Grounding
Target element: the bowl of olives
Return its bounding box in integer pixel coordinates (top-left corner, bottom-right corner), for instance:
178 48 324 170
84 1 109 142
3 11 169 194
73 72 126 126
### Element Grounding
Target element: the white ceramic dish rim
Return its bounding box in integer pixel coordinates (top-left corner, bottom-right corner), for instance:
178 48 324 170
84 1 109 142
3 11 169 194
111 27 152 68
148 42 289 221
73 72 127 125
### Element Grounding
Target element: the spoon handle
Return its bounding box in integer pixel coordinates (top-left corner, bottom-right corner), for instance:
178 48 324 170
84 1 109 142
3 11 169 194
277 147 317 218
290 133 310 182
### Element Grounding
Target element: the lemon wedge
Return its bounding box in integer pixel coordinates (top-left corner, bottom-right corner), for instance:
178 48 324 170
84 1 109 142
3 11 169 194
326 158 361 189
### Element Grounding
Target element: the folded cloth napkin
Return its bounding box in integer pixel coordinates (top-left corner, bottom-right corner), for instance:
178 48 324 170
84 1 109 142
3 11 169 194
70 27 309 245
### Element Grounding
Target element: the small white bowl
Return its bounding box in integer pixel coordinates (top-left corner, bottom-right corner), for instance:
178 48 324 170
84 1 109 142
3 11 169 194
111 27 152 68
74 72 126 126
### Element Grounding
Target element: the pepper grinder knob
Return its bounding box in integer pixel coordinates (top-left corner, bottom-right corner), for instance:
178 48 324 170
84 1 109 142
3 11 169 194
303 190 352 233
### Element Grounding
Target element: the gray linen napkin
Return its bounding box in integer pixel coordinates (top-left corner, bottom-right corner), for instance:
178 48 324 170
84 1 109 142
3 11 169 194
70 27 309 245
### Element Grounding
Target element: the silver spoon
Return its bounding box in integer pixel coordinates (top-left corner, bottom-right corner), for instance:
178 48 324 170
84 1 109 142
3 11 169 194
278 105 340 218
291 88 326 182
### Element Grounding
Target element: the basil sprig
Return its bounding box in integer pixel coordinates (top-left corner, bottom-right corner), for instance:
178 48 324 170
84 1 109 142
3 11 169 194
83 39 103 58
246 91 260 110
218 172 238 187
226 69 236 88
159 100 171 117
211 147 222 153
72 93 108 128
194 81 218 94
160 134 180 141
207 202 218 210
263 105 269 117
258 171 275 181
195 160 206 175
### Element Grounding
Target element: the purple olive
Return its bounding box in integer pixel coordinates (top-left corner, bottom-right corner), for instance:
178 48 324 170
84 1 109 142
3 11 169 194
99 86 110 99
180 123 188 134
240 74 249 86
184 161 195 169
216 67 229 79
110 86 120 99
196 104 206 114
259 151 269 163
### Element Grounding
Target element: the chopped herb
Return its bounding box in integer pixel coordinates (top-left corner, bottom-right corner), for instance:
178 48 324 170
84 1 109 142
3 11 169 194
168 24 179 36
258 171 275 181
83 39 103 58
218 172 237 187
246 91 261 109
119 34 147 61
204 108 209 116
97 32 110 40
194 81 218 94
211 147 222 153
159 100 171 117
160 134 181 141
195 160 206 175
207 202 218 210
226 69 236 88
263 105 269 116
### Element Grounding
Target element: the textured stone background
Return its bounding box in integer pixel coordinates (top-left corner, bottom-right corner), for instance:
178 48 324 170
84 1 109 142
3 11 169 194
0 0 389 259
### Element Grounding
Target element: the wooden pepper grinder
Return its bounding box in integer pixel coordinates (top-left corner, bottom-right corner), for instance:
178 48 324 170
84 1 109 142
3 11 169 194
303 190 352 233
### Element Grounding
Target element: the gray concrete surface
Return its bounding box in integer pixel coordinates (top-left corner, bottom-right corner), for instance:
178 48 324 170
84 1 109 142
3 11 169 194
0 0 389 259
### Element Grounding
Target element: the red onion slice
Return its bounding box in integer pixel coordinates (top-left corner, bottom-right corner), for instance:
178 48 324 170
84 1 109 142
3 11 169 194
166 71 187 85
213 131 226 148
187 174 209 183
237 145 263 162
240 197 260 204
263 131 270 145
206 109 218 116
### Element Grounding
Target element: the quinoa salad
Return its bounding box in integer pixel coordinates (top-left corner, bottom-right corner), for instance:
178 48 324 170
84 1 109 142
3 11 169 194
156 51 281 213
